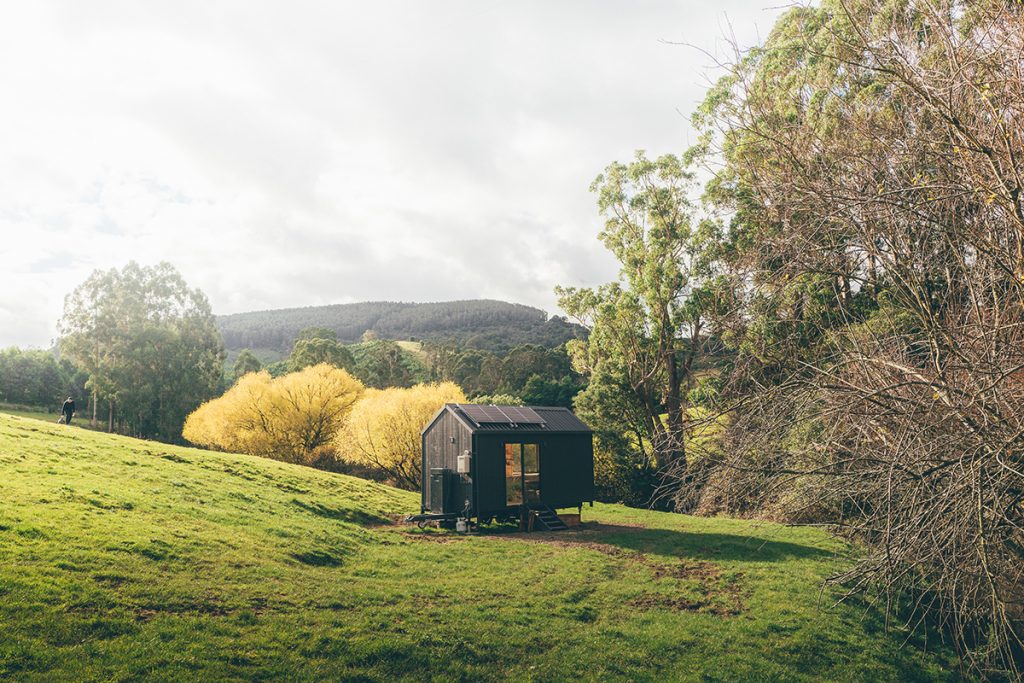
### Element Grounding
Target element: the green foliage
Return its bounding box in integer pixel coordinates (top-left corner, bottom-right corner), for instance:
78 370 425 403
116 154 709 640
264 359 290 378
0 411 956 681
470 393 523 406
232 349 262 378
559 151 725 475
425 342 583 404
349 340 427 389
520 374 581 408
593 440 659 507
58 262 225 441
288 337 355 373
295 326 337 343
0 348 84 408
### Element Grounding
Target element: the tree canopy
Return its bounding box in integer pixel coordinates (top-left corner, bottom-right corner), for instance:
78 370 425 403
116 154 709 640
288 337 355 373
58 262 224 440
232 349 262 378
558 152 723 478
216 299 584 355
0 348 84 408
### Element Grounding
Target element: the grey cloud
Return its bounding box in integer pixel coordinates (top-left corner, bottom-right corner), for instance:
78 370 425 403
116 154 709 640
0 1 788 346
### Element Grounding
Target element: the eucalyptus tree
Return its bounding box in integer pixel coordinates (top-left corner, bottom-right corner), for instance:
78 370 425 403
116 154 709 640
232 349 262 378
288 337 355 373
558 152 725 481
59 262 225 440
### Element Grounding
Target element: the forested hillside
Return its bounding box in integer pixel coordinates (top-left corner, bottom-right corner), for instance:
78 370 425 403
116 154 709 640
217 300 584 355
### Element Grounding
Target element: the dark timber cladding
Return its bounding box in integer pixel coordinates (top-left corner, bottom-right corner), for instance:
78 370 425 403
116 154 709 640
420 403 594 523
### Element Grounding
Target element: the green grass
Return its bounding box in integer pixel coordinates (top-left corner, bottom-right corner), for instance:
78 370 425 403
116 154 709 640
0 404 107 433
0 411 955 681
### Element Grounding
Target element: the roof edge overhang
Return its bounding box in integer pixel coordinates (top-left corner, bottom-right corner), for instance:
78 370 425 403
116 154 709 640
421 403 478 436
420 404 451 436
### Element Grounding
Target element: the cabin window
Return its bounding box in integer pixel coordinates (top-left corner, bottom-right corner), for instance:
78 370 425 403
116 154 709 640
505 443 541 506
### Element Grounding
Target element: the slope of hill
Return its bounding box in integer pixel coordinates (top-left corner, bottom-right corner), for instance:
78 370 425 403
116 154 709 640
0 412 954 681
216 299 585 355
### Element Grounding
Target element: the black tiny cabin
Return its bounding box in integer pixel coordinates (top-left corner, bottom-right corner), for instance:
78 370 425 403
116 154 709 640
420 403 594 524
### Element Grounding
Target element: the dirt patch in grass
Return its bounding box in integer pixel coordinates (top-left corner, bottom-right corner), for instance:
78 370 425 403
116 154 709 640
400 532 470 544
158 453 191 464
628 579 745 617
500 525 719 575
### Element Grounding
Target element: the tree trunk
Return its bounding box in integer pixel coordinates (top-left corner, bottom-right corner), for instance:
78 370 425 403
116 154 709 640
659 353 687 472
108 401 114 433
91 389 97 427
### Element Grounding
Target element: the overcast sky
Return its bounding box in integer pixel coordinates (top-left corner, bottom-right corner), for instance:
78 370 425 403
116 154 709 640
0 1 787 348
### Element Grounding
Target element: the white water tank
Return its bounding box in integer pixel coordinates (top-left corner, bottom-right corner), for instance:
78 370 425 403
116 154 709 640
457 450 471 474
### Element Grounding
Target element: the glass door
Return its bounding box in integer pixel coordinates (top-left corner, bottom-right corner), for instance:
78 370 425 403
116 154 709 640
505 444 522 505
504 443 541 506
523 444 540 503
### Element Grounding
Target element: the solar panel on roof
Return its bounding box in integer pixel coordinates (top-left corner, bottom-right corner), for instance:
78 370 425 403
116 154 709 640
460 404 546 426
503 406 546 424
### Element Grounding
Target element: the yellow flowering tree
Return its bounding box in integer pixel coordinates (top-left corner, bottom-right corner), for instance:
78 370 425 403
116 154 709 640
183 364 364 466
343 381 465 489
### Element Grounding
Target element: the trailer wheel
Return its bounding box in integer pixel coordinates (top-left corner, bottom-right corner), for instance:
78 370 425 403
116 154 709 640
417 521 427 529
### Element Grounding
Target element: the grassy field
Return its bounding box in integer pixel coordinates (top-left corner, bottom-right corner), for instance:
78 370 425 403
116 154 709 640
0 404 107 433
0 411 955 681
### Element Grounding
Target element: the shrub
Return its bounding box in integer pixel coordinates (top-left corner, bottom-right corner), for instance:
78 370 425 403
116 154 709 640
183 364 364 466
343 382 465 489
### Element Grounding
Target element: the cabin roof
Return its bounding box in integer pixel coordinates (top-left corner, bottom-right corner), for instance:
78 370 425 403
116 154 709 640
424 403 592 435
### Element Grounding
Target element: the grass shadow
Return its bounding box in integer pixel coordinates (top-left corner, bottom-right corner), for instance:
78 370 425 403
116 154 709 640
291 550 344 567
291 498 390 526
479 522 834 563
582 523 834 562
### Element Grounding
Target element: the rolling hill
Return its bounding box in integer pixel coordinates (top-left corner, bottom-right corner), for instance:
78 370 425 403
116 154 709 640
216 299 585 356
0 412 954 681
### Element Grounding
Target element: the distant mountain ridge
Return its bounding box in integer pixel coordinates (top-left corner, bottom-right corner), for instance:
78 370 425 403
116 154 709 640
216 299 585 355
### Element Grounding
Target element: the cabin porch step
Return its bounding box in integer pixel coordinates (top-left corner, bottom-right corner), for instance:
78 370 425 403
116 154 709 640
532 505 568 531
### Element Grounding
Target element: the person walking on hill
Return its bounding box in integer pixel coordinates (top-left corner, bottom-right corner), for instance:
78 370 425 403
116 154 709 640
60 397 75 425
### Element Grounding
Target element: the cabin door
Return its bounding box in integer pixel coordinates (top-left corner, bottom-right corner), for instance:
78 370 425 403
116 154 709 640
504 443 540 506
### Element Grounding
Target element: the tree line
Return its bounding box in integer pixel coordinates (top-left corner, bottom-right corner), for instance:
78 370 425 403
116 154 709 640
0 348 86 409
231 329 583 409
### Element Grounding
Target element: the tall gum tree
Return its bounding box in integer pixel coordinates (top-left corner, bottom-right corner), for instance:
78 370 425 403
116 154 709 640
58 262 225 440
558 151 724 479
